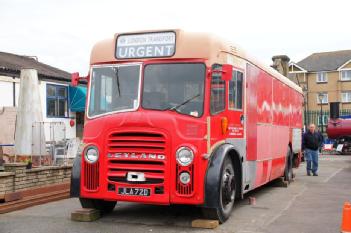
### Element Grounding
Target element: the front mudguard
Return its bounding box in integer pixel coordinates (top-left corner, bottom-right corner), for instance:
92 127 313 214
203 144 235 208
70 155 81 197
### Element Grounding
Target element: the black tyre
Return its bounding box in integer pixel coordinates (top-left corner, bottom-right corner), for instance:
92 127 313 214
202 156 236 223
79 197 117 214
284 147 293 183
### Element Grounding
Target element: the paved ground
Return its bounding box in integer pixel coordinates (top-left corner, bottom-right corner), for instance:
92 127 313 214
1 154 350 233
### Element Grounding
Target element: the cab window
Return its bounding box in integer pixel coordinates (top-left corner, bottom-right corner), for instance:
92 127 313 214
229 70 243 110
210 65 226 114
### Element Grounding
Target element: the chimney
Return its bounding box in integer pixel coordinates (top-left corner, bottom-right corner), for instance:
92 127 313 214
271 55 290 77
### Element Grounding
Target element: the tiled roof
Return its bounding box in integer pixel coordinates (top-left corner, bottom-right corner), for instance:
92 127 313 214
0 51 70 81
297 50 351 72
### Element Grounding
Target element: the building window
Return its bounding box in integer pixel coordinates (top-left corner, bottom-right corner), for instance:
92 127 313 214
47 84 69 118
341 70 351 81
316 93 328 104
341 91 351 103
229 70 243 110
316 72 327 83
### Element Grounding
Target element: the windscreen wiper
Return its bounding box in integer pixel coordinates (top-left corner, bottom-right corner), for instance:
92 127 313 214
168 93 200 111
113 67 121 97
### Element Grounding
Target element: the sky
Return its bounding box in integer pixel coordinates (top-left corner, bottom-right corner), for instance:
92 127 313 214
1 0 350 75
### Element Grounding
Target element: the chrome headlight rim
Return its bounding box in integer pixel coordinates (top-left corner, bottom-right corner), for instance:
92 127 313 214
176 146 194 166
179 172 191 184
84 145 99 164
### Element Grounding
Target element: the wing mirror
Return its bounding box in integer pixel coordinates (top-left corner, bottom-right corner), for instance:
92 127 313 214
211 64 232 81
71 72 87 86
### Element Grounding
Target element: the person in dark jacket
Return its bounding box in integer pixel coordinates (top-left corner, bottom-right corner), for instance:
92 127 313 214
302 124 324 176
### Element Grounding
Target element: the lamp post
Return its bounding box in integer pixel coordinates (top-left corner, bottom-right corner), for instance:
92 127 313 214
303 86 308 130
318 93 324 134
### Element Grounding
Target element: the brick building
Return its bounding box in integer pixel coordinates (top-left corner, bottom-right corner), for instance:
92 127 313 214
289 50 351 130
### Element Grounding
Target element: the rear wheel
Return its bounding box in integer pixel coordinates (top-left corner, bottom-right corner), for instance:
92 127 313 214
284 147 293 183
202 156 236 223
79 198 117 214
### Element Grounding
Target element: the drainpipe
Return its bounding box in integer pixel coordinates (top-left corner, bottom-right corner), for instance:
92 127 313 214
13 77 16 107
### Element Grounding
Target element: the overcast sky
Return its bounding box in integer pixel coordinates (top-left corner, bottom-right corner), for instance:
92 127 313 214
1 0 350 75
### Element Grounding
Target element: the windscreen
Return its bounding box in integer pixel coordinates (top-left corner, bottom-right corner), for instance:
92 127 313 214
142 63 205 117
88 65 140 117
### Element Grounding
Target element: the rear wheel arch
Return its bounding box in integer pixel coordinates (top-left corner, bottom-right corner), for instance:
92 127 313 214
284 145 294 182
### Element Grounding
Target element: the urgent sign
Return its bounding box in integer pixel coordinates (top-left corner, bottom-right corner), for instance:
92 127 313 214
116 32 176 59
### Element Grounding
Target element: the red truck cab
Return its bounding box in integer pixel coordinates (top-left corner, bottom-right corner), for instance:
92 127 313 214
70 30 303 223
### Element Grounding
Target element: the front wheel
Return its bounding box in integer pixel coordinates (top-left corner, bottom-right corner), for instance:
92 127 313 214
202 156 236 223
79 197 117 214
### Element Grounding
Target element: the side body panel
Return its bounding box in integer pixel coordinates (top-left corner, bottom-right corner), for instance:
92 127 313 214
244 62 302 191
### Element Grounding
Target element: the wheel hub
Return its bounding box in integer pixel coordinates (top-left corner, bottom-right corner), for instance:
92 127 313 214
222 170 235 205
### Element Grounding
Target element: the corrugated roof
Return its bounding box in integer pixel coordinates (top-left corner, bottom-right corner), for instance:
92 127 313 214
297 50 351 72
0 51 70 81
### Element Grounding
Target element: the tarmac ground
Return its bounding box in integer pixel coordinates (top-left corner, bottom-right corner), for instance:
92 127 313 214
1 154 350 233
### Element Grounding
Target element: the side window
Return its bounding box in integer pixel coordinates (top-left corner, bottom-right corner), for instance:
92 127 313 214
210 65 226 114
47 84 69 118
229 70 243 110
99 75 113 111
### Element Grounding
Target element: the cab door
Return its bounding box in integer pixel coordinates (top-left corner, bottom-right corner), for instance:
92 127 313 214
227 69 245 138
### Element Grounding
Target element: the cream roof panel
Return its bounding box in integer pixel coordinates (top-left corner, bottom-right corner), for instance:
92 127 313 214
90 29 302 94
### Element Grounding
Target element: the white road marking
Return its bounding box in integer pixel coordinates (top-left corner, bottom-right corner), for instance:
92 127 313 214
263 167 345 228
263 185 308 227
323 168 343 183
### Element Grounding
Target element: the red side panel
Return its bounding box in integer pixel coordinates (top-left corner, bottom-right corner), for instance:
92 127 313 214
257 71 272 123
270 126 289 179
246 64 258 161
247 64 302 186
273 80 292 126
256 124 273 185
273 79 284 125
281 84 290 126
290 89 303 128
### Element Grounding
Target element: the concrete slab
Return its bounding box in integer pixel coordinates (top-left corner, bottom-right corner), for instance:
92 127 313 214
71 208 101 222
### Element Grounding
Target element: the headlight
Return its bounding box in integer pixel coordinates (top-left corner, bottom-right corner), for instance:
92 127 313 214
84 146 99 164
179 172 191 184
176 147 194 166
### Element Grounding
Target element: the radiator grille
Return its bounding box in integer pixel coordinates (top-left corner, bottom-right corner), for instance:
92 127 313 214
107 131 166 185
108 132 166 153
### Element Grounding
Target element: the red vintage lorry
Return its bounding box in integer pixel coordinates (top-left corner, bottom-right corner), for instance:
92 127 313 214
70 30 303 222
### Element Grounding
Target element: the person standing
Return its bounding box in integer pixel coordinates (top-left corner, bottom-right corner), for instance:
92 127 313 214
302 124 324 176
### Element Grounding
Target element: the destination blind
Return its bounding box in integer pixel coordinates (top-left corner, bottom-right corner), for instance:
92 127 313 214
116 32 176 59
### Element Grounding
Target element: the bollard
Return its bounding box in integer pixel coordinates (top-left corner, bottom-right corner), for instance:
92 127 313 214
341 202 351 233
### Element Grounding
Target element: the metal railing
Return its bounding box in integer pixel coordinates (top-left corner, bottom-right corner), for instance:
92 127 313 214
304 109 351 134
31 122 67 166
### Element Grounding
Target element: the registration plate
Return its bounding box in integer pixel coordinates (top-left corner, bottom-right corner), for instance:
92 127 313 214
118 187 150 196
